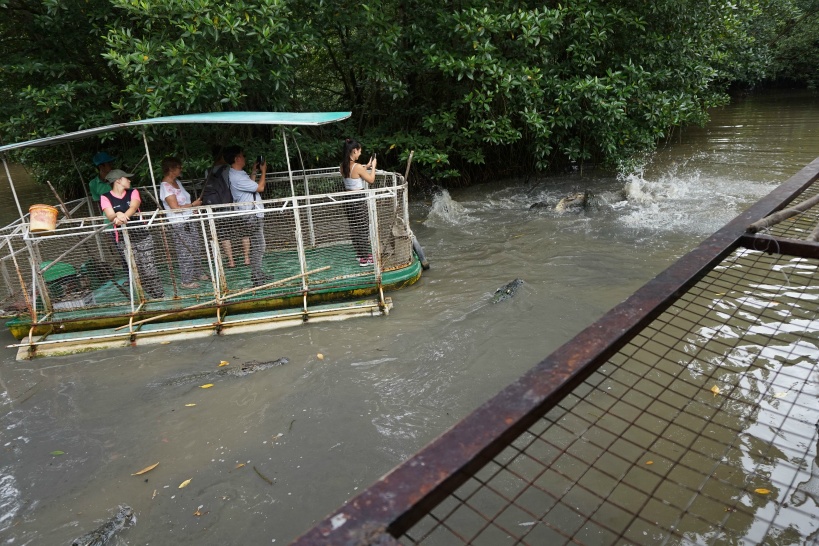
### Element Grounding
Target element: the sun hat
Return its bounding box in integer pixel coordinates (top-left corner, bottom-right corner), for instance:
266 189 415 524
104 169 135 183
93 151 116 166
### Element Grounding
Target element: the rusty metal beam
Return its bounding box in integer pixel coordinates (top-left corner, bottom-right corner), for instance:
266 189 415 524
290 157 819 546
740 233 819 258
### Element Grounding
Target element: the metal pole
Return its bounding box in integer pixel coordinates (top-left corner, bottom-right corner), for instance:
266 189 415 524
6 238 34 322
282 128 308 292
2 155 26 223
67 145 96 215
25 238 51 315
282 127 297 199
122 229 140 311
67 145 106 261
291 133 316 246
200 212 220 301
368 193 382 290
142 130 160 207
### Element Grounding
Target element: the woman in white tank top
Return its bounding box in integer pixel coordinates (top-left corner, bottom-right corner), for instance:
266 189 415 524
340 138 378 266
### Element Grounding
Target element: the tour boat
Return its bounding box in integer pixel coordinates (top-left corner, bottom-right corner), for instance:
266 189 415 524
0 112 424 358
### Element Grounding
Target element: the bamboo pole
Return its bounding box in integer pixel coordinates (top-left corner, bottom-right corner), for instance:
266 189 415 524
747 192 819 233
809 221 819 242
46 180 72 219
113 265 330 331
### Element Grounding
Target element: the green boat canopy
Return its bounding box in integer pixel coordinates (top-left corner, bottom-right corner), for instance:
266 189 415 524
0 111 351 153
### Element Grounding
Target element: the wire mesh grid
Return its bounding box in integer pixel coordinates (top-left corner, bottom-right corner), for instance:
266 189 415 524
402 248 819 545
0 230 34 315
761 180 819 240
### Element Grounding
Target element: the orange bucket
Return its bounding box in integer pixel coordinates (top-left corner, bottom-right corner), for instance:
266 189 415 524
29 204 58 232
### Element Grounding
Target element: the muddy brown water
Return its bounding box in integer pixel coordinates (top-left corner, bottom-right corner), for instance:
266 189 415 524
1 90 817 544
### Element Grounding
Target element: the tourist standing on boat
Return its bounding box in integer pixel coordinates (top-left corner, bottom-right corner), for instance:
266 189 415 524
340 138 376 266
159 157 208 289
100 169 166 300
203 145 248 269
223 145 269 287
89 151 116 212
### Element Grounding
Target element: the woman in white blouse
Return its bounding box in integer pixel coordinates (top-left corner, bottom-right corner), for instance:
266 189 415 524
159 157 208 289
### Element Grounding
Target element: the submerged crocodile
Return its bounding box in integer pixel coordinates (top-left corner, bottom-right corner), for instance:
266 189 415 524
492 279 523 303
529 191 591 213
555 191 590 213
157 358 289 387
71 505 135 546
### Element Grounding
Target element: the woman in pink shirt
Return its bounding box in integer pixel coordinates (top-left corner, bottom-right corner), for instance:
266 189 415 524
100 169 165 300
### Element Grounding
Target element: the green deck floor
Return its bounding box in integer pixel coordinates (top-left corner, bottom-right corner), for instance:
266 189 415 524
6 243 420 337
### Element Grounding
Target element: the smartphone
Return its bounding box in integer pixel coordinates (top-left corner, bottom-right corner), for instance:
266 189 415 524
256 155 265 168
372 153 377 160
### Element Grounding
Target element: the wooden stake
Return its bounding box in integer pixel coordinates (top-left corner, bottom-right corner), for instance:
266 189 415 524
404 150 415 181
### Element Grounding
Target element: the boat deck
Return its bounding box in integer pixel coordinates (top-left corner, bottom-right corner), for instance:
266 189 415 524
9 243 417 324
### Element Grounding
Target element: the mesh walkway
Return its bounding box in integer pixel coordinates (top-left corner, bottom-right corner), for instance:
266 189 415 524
402 249 819 545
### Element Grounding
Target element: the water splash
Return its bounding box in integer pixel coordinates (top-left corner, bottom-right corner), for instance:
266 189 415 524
424 189 474 227
618 161 772 235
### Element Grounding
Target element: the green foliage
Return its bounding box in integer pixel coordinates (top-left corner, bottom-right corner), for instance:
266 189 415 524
0 0 813 196
765 0 819 87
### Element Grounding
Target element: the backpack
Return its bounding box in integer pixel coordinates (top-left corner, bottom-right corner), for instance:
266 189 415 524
201 164 233 206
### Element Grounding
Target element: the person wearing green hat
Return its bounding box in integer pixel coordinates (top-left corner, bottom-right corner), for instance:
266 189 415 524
89 151 116 210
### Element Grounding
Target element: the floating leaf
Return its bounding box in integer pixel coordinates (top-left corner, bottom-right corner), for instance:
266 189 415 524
710 385 721 397
179 479 192 489
219 361 229 367
160 341 171 345
200 384 214 389
50 450 65 456
152 489 157 499
194 506 203 516
773 392 788 399
132 462 159 476
754 488 771 495
185 403 196 407
645 460 654 465
317 353 324 360
236 463 245 469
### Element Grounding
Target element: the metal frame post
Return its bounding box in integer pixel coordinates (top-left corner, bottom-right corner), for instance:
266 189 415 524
2 155 26 223
141 130 161 207
282 129 309 293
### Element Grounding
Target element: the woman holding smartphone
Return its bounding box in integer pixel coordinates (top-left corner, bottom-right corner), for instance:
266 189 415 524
340 138 377 266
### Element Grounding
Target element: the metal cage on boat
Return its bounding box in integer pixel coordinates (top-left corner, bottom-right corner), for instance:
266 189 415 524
0 113 423 358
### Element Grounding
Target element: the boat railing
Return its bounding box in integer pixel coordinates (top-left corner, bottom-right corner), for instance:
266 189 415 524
0 170 414 329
